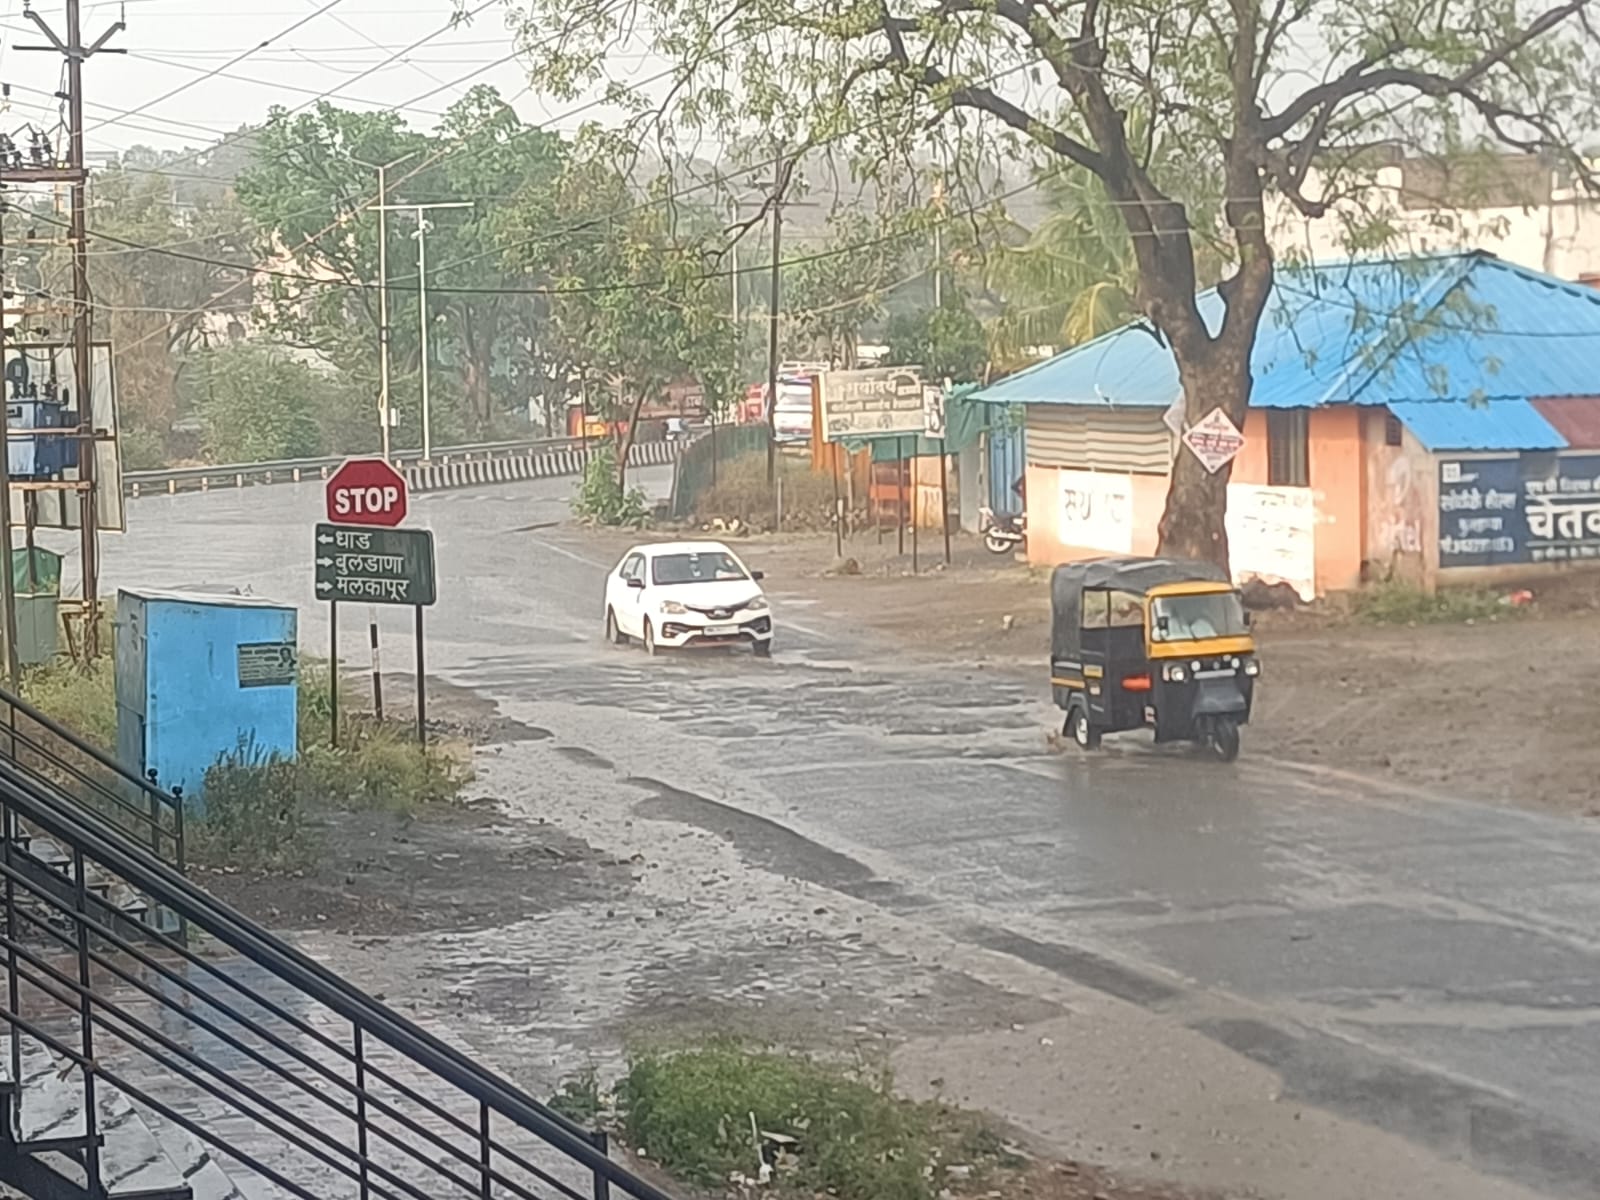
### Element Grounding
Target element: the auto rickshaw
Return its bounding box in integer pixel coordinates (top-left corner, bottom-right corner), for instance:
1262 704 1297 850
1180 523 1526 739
1050 556 1260 761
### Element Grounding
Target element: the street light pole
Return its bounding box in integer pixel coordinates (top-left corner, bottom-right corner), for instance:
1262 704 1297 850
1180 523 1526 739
354 152 419 462
373 200 470 462
377 167 392 461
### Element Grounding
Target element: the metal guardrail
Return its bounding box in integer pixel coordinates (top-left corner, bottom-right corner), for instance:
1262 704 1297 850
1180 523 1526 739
123 437 586 497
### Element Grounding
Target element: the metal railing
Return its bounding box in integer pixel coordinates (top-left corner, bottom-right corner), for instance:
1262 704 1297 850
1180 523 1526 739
123 436 585 497
0 685 183 873
0 732 676 1200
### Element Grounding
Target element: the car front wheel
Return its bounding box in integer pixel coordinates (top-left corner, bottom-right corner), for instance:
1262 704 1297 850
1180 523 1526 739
643 619 658 656
605 607 627 645
753 639 772 659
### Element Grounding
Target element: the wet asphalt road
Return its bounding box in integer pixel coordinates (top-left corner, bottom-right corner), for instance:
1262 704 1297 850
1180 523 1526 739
76 476 1600 1199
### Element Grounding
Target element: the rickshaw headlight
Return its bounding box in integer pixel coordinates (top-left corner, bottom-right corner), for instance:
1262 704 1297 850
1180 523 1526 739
1165 664 1187 682
1244 659 1261 677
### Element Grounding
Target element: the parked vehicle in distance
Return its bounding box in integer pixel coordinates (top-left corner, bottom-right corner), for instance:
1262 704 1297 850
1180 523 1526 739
979 506 1027 554
604 540 774 657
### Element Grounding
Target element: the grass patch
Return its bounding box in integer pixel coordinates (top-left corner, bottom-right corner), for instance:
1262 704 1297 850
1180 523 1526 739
189 662 468 869
19 660 116 751
548 1068 603 1125
1352 581 1509 625
616 1044 1014 1200
694 452 838 532
17 650 469 871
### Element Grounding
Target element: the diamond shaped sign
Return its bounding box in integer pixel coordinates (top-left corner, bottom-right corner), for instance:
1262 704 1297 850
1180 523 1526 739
1182 407 1245 473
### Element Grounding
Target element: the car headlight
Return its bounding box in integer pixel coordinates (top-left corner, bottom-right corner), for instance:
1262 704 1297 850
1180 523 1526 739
1243 659 1261 677
1165 664 1187 682
746 595 770 611
659 600 688 615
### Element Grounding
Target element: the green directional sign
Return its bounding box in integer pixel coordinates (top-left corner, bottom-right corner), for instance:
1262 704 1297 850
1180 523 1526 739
313 523 437 607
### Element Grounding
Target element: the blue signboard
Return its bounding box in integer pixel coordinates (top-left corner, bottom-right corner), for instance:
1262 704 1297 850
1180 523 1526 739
1438 454 1600 567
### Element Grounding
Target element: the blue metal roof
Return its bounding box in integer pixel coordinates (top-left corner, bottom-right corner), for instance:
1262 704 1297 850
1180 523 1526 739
972 253 1600 434
1386 398 1567 452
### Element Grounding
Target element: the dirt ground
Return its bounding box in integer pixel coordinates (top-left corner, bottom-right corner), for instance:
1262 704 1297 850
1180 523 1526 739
686 528 1600 817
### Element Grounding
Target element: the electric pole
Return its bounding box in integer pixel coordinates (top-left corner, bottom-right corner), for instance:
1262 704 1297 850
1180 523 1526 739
373 200 470 462
0 195 20 686
16 0 124 660
764 157 790 489
355 152 417 462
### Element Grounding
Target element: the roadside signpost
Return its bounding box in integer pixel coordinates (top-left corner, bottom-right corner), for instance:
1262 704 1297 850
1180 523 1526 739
314 525 437 606
317 461 434 746
326 457 409 527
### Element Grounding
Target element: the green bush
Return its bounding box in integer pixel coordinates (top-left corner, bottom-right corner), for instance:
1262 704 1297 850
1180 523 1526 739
191 739 317 871
574 444 650 527
1353 581 1507 624
19 650 468 871
19 662 116 751
619 1045 986 1200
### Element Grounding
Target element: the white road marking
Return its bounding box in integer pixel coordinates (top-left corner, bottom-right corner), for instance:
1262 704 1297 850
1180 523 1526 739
525 537 612 570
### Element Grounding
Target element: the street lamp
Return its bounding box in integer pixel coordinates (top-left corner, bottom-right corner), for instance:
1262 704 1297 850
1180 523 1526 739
373 200 472 461
352 151 418 462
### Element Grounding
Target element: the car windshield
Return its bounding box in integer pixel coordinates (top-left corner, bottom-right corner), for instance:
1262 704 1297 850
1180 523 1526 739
651 551 748 586
1150 592 1248 641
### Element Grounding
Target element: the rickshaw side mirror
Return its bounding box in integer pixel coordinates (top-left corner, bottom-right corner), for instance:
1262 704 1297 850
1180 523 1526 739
1244 611 1254 628
1155 615 1170 637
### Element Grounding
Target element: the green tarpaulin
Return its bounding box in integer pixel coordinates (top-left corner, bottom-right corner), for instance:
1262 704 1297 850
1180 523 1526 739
12 547 61 596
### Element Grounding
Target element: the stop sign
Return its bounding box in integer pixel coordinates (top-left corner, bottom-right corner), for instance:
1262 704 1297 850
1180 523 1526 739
326 458 408 527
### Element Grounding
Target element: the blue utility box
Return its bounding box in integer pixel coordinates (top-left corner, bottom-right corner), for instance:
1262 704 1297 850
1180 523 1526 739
114 588 299 808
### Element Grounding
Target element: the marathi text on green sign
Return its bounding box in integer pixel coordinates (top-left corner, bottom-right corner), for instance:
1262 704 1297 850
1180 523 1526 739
313 523 437 607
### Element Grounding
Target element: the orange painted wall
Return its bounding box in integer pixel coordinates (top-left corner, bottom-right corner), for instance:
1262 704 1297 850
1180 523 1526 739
1023 406 1371 593
1307 407 1366 593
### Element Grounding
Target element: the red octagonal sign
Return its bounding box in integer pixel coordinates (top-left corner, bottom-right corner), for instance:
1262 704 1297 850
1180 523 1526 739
326 457 408 527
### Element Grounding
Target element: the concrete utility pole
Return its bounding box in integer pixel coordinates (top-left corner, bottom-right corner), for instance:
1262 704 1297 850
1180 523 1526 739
372 200 470 462
0 194 20 686
18 0 124 661
764 158 790 489
355 152 418 462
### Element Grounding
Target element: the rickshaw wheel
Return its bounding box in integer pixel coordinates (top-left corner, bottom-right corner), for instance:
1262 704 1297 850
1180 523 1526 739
1203 717 1241 762
1068 705 1101 751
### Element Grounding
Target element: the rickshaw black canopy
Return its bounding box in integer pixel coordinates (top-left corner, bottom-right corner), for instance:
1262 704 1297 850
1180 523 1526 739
1050 556 1231 660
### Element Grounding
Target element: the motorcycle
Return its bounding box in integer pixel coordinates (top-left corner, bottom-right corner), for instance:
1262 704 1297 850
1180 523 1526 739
979 507 1027 555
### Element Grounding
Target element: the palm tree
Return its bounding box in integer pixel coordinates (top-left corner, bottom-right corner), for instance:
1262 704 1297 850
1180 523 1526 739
984 166 1225 373
984 171 1138 371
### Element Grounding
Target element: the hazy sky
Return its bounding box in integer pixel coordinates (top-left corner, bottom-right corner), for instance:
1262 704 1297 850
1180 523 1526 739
0 0 660 159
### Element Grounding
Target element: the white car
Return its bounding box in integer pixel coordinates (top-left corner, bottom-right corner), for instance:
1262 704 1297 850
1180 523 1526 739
603 540 774 657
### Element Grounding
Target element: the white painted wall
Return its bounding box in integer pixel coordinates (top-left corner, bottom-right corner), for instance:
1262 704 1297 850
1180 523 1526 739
1270 163 1600 280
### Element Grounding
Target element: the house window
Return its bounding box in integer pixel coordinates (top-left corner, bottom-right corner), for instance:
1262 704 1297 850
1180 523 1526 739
1385 414 1404 447
1267 409 1310 487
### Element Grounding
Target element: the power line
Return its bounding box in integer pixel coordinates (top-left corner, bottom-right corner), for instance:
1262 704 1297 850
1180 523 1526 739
87 0 350 133
31 168 1052 298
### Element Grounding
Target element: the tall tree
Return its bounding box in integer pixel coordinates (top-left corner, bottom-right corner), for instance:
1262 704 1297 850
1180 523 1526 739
530 144 736 482
421 87 568 433
22 152 254 465
236 89 568 445
782 212 902 367
501 0 1600 565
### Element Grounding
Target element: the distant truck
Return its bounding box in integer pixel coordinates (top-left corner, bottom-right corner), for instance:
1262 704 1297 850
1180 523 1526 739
769 374 816 443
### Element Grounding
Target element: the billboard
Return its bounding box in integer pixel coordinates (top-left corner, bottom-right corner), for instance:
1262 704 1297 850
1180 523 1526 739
819 366 925 442
1437 454 1600 568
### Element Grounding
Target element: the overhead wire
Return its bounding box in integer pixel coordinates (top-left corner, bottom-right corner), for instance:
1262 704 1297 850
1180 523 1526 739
28 167 1058 298
87 0 352 133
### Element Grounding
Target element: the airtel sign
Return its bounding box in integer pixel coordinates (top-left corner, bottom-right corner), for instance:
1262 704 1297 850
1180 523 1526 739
326 458 409 528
